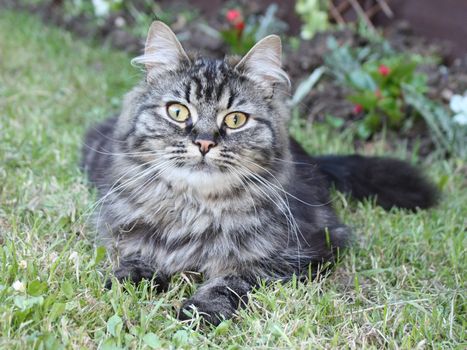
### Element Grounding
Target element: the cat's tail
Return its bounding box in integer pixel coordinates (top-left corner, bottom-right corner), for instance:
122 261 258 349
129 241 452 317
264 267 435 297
313 155 439 210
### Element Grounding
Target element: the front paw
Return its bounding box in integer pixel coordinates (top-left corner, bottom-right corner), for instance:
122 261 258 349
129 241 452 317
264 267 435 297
106 266 168 293
178 298 235 326
178 276 252 325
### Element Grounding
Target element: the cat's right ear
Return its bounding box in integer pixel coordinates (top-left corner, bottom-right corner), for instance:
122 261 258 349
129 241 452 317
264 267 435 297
131 21 190 78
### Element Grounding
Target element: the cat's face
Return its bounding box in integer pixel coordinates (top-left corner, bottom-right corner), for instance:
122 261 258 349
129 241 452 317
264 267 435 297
121 22 290 193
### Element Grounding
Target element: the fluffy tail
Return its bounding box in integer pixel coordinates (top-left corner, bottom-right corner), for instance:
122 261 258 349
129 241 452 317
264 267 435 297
314 155 439 210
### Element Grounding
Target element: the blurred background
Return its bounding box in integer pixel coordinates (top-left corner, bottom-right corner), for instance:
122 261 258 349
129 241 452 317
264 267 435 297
2 0 466 159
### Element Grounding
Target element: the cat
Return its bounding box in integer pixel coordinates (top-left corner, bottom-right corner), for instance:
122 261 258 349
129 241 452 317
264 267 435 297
82 21 438 325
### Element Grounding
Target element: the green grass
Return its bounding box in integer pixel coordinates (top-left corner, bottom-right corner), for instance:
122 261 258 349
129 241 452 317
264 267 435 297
0 11 465 349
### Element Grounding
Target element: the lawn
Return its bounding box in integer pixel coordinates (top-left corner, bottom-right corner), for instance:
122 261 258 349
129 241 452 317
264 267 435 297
0 11 465 349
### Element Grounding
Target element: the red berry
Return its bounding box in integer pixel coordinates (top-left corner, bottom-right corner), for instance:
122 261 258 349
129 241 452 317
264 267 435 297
234 21 245 31
226 9 241 23
378 65 391 76
353 104 363 114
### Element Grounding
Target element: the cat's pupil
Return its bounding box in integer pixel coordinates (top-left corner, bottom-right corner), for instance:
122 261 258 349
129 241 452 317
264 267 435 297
233 115 238 124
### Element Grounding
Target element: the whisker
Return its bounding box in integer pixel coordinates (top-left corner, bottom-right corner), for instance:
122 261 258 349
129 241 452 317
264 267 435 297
228 164 303 249
271 156 320 167
239 157 333 208
124 160 176 205
237 167 307 274
93 159 170 231
87 157 176 232
86 124 127 144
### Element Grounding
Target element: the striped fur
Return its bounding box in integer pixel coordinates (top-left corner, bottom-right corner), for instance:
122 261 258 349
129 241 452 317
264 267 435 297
82 22 437 325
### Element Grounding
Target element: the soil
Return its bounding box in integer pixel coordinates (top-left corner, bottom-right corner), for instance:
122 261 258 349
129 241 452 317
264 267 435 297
3 0 466 156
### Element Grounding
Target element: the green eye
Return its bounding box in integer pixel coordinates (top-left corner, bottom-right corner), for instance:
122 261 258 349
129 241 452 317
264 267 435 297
167 103 190 122
224 112 248 129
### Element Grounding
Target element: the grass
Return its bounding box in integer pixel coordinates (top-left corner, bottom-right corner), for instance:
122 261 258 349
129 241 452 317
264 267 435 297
0 11 465 349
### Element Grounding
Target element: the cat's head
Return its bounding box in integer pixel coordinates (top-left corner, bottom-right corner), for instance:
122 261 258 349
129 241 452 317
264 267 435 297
117 21 291 194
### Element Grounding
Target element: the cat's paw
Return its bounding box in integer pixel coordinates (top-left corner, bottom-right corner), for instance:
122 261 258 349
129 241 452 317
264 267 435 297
106 267 169 293
178 298 235 326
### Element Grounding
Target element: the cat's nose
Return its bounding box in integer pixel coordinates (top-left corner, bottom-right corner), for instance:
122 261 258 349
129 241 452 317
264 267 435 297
194 139 216 156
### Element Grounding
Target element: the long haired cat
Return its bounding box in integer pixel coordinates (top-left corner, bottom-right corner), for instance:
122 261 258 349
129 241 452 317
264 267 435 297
82 21 438 325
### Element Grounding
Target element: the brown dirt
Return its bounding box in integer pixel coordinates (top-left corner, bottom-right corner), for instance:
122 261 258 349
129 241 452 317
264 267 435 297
3 0 467 157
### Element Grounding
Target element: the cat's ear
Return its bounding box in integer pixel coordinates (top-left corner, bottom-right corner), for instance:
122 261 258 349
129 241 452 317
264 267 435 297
235 35 290 89
132 21 190 77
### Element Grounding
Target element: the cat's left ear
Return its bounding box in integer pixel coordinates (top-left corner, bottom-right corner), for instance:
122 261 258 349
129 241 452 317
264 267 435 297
132 21 190 78
235 35 290 90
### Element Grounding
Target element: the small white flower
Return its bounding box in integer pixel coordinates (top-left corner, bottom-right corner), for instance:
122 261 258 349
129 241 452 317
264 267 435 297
69 251 79 263
114 16 126 28
453 113 467 125
19 260 27 269
449 93 467 114
449 92 467 126
12 280 25 292
92 0 110 17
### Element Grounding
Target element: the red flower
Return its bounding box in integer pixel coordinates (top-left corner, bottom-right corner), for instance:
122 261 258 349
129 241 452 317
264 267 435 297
234 21 245 31
378 64 391 76
226 9 242 23
353 104 363 114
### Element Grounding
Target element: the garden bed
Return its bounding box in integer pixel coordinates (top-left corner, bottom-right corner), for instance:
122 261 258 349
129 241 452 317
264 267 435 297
4 0 466 158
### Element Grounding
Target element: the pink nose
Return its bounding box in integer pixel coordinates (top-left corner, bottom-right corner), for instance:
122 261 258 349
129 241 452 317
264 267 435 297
194 139 216 155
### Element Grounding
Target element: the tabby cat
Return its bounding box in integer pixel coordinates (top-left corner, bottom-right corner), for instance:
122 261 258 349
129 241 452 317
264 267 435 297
82 21 437 325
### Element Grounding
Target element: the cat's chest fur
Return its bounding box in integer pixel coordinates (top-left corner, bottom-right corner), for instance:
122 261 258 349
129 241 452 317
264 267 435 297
130 178 256 235
108 174 277 276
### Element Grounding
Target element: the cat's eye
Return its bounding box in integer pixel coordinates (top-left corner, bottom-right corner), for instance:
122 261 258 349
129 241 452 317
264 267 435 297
167 103 190 122
224 112 248 129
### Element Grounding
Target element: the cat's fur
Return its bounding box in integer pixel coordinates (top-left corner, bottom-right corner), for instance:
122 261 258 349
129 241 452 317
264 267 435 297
82 21 438 325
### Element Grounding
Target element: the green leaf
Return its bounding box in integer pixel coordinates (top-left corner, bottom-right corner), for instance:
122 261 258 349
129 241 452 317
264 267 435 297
101 339 124 350
214 320 231 335
107 314 123 338
14 295 44 310
409 74 428 94
38 333 64 350
438 174 450 190
348 70 376 91
49 302 66 322
348 91 378 110
143 333 161 349
27 280 48 296
61 281 73 299
391 61 417 80
325 115 345 129
291 66 326 106
379 98 403 125
403 83 465 158
357 123 372 139
363 112 382 131
94 246 106 265
172 330 189 347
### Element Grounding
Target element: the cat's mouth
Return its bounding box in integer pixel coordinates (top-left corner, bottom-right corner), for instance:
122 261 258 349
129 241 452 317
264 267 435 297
158 155 241 193
190 158 214 172
180 150 226 174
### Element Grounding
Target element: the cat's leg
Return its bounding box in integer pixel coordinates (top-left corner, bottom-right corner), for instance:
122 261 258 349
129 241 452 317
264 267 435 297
109 255 169 293
178 275 254 325
104 223 169 292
